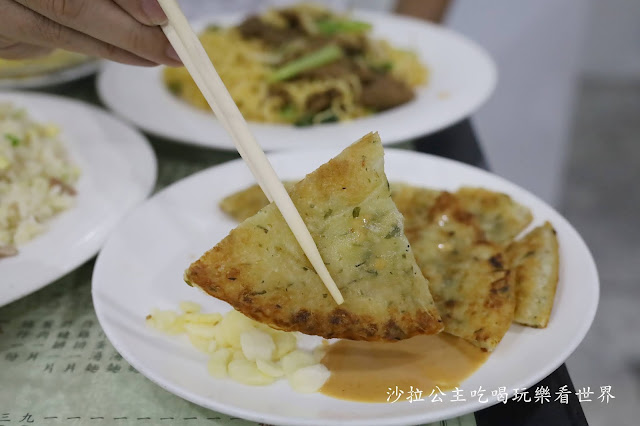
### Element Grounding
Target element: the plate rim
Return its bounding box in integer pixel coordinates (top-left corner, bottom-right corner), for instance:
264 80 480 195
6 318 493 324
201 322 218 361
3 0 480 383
0 91 157 306
96 9 497 151
92 148 599 426
0 59 101 90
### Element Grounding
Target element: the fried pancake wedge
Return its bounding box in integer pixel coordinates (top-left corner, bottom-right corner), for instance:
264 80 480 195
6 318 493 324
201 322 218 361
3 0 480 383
506 222 559 328
220 181 296 222
186 133 443 341
455 187 533 245
393 187 515 351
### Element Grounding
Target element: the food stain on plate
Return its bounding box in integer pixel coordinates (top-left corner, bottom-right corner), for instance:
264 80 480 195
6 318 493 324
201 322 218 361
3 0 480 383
321 333 488 403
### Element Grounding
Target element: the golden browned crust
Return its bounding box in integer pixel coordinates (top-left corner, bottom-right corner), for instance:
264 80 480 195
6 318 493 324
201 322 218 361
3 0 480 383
186 133 443 341
455 187 533 245
506 222 559 328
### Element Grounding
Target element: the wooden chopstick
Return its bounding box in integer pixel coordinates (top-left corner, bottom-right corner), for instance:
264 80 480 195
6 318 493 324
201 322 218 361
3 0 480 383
157 6 266 198
157 0 344 305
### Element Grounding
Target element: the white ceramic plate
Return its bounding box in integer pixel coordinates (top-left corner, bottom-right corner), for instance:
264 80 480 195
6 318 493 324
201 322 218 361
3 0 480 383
97 11 496 151
0 59 100 90
0 92 156 306
92 148 598 426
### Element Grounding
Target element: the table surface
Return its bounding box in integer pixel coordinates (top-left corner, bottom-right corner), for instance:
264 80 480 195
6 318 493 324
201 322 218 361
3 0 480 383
0 75 588 426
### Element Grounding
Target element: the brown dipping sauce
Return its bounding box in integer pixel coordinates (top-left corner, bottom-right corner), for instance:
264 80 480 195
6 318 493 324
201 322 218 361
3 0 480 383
321 334 489 403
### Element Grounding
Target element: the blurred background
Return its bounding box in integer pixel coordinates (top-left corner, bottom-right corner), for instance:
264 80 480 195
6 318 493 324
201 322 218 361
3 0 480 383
176 0 639 424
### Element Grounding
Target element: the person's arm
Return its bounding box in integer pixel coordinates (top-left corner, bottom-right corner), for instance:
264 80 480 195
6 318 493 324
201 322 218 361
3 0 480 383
395 0 452 23
0 0 180 66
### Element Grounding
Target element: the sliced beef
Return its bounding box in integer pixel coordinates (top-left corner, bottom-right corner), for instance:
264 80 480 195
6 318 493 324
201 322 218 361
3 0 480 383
334 34 367 55
360 75 415 111
268 85 292 105
297 58 353 80
237 16 302 46
0 245 18 258
305 89 340 113
278 9 305 32
279 8 330 33
352 62 378 84
303 36 333 52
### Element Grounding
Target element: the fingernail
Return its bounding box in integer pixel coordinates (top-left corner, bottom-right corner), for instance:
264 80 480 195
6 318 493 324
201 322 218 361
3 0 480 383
142 0 167 25
165 45 182 64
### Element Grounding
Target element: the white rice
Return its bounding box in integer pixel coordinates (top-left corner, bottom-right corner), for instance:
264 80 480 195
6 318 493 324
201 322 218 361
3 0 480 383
0 103 80 249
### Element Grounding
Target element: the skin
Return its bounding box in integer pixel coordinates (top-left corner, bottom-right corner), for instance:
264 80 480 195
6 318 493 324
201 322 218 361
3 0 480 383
395 0 452 22
0 0 181 66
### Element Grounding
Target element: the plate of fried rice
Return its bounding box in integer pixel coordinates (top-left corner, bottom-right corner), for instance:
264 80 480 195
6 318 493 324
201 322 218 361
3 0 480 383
0 92 156 306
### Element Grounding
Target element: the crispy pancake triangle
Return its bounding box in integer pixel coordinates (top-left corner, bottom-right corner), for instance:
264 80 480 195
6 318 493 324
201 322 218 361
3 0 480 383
507 222 559 328
185 133 443 341
391 184 518 351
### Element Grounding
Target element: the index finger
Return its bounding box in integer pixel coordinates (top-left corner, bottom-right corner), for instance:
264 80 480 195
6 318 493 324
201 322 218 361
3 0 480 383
113 0 167 26
14 0 178 66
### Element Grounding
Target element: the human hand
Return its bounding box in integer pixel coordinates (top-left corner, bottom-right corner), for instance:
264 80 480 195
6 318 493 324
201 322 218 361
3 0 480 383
0 0 181 66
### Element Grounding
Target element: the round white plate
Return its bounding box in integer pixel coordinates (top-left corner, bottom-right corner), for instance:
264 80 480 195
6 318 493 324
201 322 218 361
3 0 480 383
92 148 598 426
0 92 156 306
0 59 100 90
97 11 496 151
